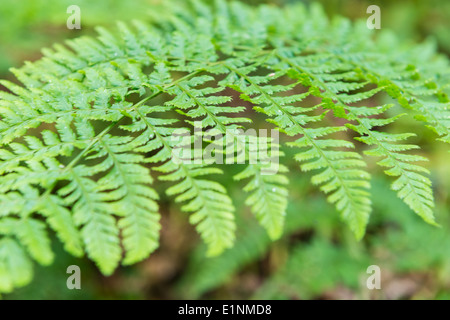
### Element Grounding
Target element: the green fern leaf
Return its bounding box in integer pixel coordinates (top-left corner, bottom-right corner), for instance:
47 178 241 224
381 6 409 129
0 0 447 293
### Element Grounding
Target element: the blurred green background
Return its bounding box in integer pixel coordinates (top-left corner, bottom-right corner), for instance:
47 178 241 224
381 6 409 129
1 0 449 299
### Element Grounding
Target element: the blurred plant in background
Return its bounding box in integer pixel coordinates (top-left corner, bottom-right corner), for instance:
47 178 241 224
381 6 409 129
1 0 449 72
0 0 159 72
1 0 449 73
1 0 449 299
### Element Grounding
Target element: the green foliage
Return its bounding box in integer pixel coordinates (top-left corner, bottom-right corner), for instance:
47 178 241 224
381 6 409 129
0 0 449 293
177 176 450 300
0 0 159 72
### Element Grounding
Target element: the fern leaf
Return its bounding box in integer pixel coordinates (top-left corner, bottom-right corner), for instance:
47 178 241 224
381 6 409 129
124 103 236 256
223 60 371 239
0 238 33 293
0 0 447 293
273 49 435 226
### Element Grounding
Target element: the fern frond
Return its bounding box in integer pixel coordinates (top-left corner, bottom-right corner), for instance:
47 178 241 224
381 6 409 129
223 60 371 239
123 102 236 256
272 49 436 226
348 105 436 224
0 238 33 293
0 0 448 293
157 61 290 241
